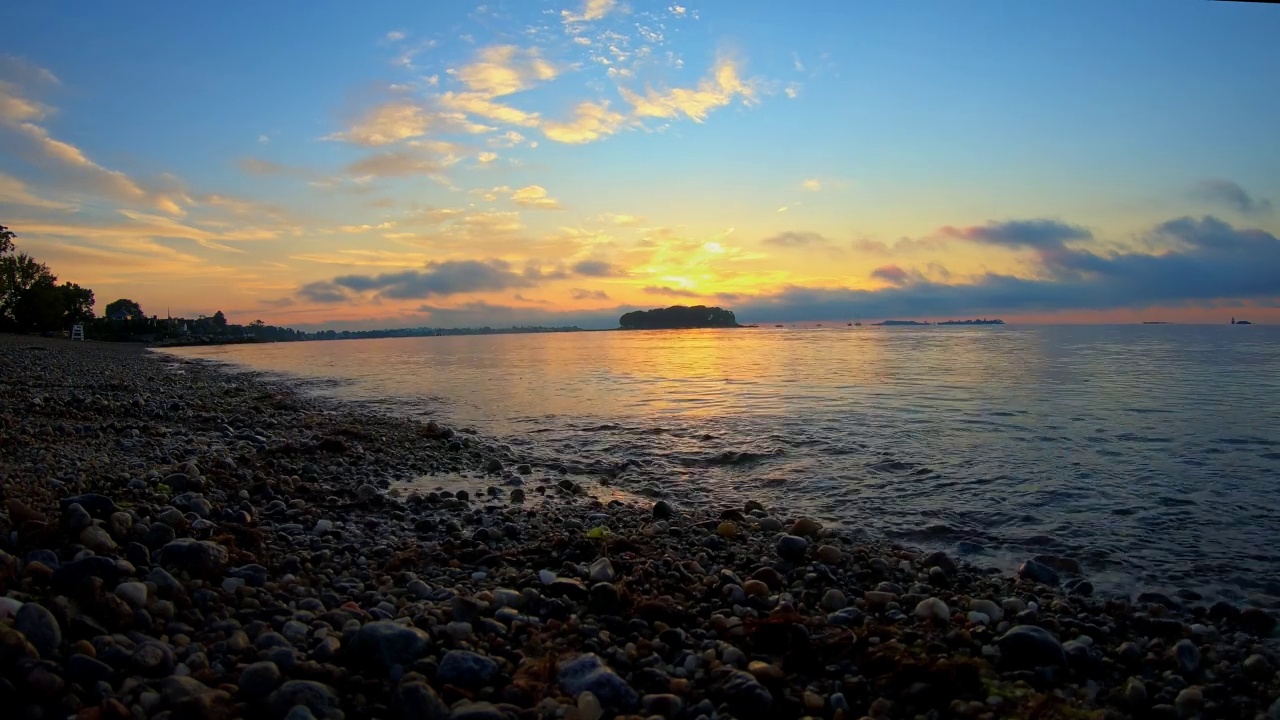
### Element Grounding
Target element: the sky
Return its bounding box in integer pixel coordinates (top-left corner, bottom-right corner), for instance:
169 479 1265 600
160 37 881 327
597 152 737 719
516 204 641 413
1 0 1278 329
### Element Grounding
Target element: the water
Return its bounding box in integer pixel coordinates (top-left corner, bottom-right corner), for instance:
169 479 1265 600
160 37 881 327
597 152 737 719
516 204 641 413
163 324 1280 602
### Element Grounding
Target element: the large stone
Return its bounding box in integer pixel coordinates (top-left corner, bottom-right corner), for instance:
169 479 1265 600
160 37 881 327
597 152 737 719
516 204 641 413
1173 639 1201 675
158 539 229 577
352 621 431 670
969 599 1004 623
1016 559 1059 586
789 517 822 537
239 660 283 698
269 681 342 719
914 597 950 623
50 555 123 590
15 602 61 658
133 640 177 677
558 653 638 710
651 501 673 520
437 649 499 688
394 681 450 720
61 494 116 519
997 625 1067 669
717 669 774 718
588 557 616 583
776 534 809 562
923 550 957 576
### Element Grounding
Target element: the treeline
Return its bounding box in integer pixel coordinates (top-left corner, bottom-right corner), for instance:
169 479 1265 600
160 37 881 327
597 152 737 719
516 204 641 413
619 305 741 329
0 225 95 333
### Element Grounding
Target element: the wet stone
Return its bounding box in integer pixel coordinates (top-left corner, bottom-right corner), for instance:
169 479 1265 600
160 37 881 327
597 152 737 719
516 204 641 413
558 653 638 710
15 602 61 658
437 649 499 688
998 625 1067 670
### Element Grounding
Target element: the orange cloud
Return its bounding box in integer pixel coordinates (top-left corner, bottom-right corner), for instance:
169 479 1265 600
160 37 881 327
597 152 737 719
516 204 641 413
543 100 626 144
620 58 756 122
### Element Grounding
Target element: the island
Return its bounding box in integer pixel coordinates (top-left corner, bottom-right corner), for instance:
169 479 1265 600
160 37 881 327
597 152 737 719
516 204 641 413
873 318 1006 326
1232 318 1254 325
937 318 1005 325
619 305 742 329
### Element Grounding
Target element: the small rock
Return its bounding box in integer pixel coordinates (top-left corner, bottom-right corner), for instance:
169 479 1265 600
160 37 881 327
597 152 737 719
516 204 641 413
352 621 432 671
923 550 957 576
915 597 950 623
588 557 616 583
776 534 809 562
15 602 61 658
652 500 673 519
970 599 1004 622
1243 653 1273 680
558 653 638 710
997 625 1066 669
577 691 604 720
158 538 229 577
393 681 450 720
789 517 822 537
64 503 92 531
356 484 379 502
269 681 341 719
1173 639 1201 675
80 525 117 553
1124 677 1147 708
717 521 739 538
865 590 895 609
239 661 283 698
1174 686 1202 716
717 669 773 717
816 545 842 564
1016 559 1059 585
821 589 847 611
115 581 149 608
437 650 499 688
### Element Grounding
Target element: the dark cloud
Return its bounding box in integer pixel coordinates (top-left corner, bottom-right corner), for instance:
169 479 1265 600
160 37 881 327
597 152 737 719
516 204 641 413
870 265 910 285
345 150 443 178
571 288 610 300
329 259 534 300
571 259 626 277
644 285 703 298
298 281 350 304
941 219 1092 248
1193 179 1272 215
761 231 829 248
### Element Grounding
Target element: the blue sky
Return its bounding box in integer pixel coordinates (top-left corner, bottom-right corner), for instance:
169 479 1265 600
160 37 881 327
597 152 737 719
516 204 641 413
1 0 1277 328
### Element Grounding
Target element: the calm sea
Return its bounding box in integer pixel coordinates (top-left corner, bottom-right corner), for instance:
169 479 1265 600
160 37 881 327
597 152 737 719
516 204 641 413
163 324 1280 603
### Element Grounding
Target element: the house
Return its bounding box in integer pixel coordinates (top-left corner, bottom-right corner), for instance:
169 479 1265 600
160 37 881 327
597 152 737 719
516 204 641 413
108 309 131 321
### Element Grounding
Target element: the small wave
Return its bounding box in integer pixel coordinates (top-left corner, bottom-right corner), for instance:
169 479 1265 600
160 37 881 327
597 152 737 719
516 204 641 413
676 449 783 467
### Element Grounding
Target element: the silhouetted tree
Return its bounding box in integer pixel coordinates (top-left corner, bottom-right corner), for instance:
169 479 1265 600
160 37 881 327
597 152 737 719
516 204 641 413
619 305 740 329
0 224 14 255
1 252 57 328
105 298 145 320
212 310 227 328
59 282 95 325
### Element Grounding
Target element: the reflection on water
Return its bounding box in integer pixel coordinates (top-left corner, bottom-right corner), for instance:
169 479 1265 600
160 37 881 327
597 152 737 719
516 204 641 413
165 324 1280 602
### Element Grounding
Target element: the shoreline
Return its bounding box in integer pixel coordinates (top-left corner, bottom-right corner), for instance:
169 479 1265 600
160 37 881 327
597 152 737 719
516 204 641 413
2 334 1278 719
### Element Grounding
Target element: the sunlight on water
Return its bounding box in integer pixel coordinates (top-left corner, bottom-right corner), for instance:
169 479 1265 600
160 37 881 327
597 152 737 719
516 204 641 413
165 324 1280 600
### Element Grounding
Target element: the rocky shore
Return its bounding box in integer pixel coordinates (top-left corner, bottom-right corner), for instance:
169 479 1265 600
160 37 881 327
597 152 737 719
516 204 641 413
2 334 1279 720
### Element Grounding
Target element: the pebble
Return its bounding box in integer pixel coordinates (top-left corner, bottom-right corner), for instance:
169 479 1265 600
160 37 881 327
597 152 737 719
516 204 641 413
970 599 1004 622
914 597 950 623
816 544 842 564
239 660 283 698
269 680 342 719
717 670 773 716
437 650 499 688
716 521 739 538
115 581 148 608
64 502 92 530
652 500 673 519
1124 677 1147 708
588 557 616 583
15 602 61 658
997 625 1067 669
1016 559 1059 585
558 653 638 709
576 691 604 720
789 517 822 537
393 681 450 720
1243 653 1274 680
352 621 432 670
776 534 809 561
821 589 848 611
1173 638 1201 675
80 525 117 553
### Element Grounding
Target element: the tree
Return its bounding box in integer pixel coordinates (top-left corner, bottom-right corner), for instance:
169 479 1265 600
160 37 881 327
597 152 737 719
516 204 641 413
59 282 95 325
249 319 266 328
619 305 741 329
0 252 58 328
10 277 65 332
0 224 14 255
212 310 227 328
105 298 144 320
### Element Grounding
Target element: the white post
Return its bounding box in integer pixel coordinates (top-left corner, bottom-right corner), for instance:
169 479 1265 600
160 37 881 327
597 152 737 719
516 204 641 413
71 323 84 341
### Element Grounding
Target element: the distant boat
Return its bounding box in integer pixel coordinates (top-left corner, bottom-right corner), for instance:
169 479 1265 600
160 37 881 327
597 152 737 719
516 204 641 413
846 322 852 326
1232 317 1254 325
774 324 783 328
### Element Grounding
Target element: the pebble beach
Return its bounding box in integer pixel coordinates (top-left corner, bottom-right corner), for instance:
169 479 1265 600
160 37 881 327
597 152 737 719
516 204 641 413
2 334 1279 720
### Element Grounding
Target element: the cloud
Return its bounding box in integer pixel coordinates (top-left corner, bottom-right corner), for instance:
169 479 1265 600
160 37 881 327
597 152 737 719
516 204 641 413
324 101 433 146
603 213 645 226
476 151 498 164
321 258 537 301
454 45 561 96
571 288 610 300
620 57 757 123
801 179 821 192
543 100 626 144
236 157 289 175
511 185 561 209
345 149 449 178
384 31 407 42
562 0 617 24
439 92 541 127
0 172 77 210
644 285 704 298
1193 179 1272 215
571 259 625 276
298 281 351 304
785 83 801 99
762 231 828 248
941 219 1092 249
870 265 911 285
488 130 527 148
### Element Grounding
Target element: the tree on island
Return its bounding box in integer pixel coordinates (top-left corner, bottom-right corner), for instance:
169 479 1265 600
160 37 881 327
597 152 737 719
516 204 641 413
105 298 145 320
619 305 742 329
212 310 228 329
